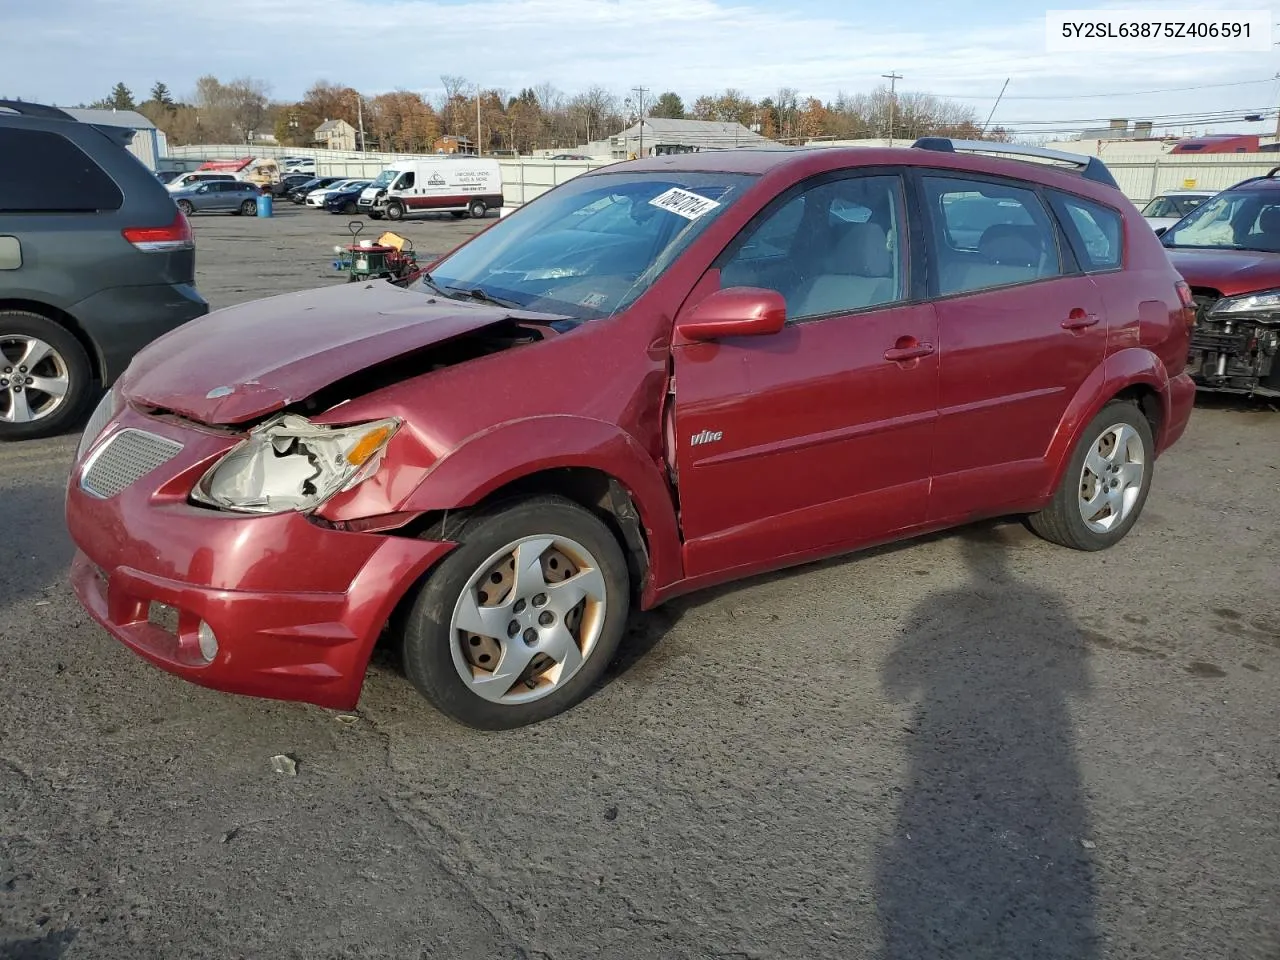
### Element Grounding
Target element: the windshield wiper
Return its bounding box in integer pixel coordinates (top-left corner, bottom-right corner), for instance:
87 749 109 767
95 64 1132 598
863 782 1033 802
413 271 451 298
445 285 522 309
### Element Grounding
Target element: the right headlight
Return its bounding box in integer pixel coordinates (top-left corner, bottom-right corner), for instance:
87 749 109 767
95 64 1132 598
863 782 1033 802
76 389 122 462
191 413 400 515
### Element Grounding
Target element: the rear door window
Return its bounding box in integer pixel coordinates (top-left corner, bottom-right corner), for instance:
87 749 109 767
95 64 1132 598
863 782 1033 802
922 176 1063 295
0 128 124 213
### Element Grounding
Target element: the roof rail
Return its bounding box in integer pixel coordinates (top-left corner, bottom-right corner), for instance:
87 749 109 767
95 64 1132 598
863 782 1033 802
911 137 1120 189
0 100 76 122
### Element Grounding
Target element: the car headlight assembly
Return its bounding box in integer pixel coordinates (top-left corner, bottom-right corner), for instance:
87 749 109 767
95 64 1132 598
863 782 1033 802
191 414 400 515
76 389 122 462
1210 288 1280 319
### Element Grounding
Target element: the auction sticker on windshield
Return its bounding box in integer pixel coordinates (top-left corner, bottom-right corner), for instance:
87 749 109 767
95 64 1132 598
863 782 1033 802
649 187 721 220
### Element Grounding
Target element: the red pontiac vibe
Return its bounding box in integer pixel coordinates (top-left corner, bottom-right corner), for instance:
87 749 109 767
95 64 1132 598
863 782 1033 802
66 140 1197 729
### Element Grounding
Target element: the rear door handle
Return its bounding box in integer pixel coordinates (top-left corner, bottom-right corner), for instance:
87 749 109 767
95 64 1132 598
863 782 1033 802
1062 308 1100 330
884 339 935 362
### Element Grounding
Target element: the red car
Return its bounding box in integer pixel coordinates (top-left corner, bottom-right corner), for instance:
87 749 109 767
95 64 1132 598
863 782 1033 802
65 139 1197 729
1158 170 1280 397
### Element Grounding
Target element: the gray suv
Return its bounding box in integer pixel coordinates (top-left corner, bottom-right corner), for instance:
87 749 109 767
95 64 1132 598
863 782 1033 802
0 101 208 440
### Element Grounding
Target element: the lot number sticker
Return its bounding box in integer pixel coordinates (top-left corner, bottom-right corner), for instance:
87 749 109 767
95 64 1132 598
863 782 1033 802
649 187 721 220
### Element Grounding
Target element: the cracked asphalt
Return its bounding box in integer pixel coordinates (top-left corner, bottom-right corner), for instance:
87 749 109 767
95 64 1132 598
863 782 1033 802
2 205 1279 960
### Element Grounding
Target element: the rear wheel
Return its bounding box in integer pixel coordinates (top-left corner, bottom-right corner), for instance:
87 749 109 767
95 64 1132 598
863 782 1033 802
0 311 94 441
468 199 487 219
401 495 630 729
176 199 194 216
385 201 404 221
1027 400 1154 550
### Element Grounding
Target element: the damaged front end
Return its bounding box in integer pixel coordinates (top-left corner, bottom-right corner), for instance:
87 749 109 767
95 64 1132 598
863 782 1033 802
1187 290 1280 397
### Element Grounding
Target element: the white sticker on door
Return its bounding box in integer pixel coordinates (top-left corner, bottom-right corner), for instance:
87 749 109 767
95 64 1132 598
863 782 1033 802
648 187 721 220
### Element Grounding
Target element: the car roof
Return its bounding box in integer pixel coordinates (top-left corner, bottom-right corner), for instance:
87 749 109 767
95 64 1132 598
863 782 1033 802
595 141 1125 199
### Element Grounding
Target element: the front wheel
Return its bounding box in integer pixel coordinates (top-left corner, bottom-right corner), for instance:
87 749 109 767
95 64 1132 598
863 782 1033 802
385 202 404 221
342 200 357 214
401 495 630 730
240 199 257 216
1027 399 1155 551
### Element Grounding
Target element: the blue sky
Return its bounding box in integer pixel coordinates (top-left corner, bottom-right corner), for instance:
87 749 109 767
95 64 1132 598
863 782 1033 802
4 0 1277 138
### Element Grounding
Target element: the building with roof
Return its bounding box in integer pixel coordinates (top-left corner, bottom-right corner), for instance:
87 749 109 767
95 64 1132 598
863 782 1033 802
63 107 161 170
314 118 357 152
433 134 475 155
609 118 772 159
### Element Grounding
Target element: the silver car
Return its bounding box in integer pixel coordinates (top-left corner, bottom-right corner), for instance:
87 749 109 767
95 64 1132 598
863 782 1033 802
171 180 262 217
1141 189 1216 232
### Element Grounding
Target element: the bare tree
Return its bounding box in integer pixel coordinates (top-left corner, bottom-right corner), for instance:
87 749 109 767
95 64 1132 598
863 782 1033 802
226 77 271 142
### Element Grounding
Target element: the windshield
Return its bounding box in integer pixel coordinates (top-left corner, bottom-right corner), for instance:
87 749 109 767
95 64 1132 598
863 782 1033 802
416 170 757 321
371 170 398 188
1142 194 1209 218
1162 188 1280 252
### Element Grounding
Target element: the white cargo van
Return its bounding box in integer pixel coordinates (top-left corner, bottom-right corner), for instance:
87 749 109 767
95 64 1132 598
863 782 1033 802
358 158 504 221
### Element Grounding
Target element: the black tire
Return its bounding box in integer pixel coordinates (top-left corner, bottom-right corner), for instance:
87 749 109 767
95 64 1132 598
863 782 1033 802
240 199 257 216
468 199 487 219
385 202 404 221
401 495 631 730
1027 399 1155 551
176 199 194 216
0 310 95 441
343 200 357 214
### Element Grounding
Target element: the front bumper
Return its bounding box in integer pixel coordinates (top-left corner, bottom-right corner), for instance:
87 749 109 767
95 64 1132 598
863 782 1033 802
65 407 453 710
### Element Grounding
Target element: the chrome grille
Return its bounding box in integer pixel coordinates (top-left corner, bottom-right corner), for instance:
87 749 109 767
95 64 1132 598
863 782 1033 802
80 428 184 499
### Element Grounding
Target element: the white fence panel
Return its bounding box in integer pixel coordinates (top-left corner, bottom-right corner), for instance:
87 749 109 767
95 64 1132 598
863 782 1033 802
164 143 1277 209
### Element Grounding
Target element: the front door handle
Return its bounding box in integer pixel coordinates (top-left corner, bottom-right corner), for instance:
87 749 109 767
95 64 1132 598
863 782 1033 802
1062 308 1100 330
884 337 935 362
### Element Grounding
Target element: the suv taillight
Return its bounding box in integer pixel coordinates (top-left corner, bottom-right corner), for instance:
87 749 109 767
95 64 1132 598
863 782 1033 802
122 211 194 253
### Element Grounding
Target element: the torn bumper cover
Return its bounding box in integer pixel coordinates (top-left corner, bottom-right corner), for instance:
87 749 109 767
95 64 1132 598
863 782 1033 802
65 406 453 709
1187 293 1280 397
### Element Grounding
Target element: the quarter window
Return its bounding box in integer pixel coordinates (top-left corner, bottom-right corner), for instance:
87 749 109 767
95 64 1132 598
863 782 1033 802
924 176 1062 295
1049 192 1124 271
0 128 124 213
719 174 908 321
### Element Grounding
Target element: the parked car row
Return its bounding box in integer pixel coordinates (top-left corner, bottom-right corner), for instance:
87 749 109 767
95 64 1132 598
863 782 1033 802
283 159 505 221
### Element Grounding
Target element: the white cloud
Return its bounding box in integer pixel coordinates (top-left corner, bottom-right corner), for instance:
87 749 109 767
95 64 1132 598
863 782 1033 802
4 0 1275 133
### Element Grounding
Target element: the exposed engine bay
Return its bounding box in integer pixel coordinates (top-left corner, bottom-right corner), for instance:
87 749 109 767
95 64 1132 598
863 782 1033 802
1186 292 1280 398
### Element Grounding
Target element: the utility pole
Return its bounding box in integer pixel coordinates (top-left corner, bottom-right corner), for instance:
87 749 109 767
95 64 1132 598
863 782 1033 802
355 94 366 152
476 84 483 156
1273 69 1280 141
882 71 902 147
631 86 649 157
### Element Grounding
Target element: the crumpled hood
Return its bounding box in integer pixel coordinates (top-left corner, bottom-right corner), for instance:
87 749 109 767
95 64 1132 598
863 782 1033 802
120 282 546 425
1166 248 1280 298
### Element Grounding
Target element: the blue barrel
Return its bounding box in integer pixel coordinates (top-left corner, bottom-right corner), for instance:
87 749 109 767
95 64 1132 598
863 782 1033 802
257 192 273 217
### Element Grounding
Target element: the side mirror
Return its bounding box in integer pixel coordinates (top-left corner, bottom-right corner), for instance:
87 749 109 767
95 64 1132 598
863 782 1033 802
676 287 787 342
1153 226 1168 237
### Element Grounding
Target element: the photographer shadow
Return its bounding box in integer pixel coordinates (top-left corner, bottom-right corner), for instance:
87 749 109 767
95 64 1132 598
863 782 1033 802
876 531 1101 959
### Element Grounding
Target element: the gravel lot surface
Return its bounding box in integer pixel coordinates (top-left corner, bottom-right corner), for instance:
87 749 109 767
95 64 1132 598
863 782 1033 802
2 204 1278 960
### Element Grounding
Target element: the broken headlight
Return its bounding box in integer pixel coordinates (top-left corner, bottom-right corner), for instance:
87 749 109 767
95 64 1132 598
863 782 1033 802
1211 288 1280 318
191 414 400 515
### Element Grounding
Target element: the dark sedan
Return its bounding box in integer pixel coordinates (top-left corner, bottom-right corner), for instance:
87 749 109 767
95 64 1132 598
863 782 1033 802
323 184 370 214
288 177 342 203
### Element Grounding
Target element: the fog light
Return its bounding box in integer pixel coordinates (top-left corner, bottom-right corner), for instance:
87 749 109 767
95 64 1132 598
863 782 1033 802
197 621 219 662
